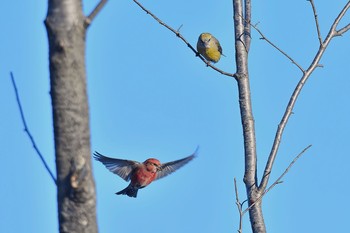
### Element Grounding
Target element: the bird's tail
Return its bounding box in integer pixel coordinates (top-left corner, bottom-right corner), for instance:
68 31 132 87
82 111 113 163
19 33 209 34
116 185 138 198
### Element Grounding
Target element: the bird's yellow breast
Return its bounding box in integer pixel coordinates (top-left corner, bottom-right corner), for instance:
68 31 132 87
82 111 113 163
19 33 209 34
202 47 221 63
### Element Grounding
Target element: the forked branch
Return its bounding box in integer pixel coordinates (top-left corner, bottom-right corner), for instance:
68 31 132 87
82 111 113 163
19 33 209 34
259 1 350 192
245 145 312 215
234 145 311 231
336 22 350 36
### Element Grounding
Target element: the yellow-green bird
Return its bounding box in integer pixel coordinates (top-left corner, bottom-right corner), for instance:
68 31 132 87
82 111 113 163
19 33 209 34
197 33 223 63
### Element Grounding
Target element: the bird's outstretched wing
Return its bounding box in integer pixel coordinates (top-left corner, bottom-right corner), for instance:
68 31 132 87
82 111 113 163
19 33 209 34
155 146 198 180
93 152 140 181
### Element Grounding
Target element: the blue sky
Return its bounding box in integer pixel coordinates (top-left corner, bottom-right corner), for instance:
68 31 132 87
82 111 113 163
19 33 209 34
1 1 350 232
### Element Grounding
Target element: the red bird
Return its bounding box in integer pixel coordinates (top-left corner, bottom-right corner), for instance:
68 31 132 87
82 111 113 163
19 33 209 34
93 147 197 198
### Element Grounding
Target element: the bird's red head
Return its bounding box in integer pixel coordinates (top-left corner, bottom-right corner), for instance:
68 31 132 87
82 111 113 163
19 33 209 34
144 158 161 172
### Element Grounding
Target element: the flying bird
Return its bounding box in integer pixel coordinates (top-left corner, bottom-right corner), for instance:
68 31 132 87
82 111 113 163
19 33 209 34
197 32 223 63
93 147 198 198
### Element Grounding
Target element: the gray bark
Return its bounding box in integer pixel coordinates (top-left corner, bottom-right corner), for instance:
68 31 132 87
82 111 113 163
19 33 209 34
233 1 350 232
233 0 266 232
45 0 97 232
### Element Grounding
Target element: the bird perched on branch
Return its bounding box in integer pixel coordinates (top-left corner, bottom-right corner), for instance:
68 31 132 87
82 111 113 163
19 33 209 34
197 33 223 63
93 147 198 198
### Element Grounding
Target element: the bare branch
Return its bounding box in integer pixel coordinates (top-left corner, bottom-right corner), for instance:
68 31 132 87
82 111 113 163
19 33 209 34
336 23 350 36
132 0 237 79
259 1 350 192
308 0 323 45
234 178 243 233
244 145 312 215
250 23 305 73
329 1 350 35
85 0 108 27
10 72 57 185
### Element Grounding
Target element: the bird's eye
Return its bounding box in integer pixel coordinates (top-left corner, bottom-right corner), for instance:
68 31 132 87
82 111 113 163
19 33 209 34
208 38 211 42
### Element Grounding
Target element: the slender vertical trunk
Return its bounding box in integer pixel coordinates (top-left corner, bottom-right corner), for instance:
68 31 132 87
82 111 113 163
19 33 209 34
233 0 266 232
45 0 97 232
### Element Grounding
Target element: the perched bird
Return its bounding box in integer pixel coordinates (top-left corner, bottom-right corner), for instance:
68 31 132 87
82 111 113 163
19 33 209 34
93 148 198 198
197 33 223 63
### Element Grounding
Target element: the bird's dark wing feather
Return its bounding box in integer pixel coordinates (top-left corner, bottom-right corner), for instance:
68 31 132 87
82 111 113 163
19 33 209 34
93 151 140 181
217 42 223 55
218 44 222 54
155 146 198 180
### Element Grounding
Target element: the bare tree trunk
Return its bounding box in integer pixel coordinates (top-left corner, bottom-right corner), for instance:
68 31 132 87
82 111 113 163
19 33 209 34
233 1 350 232
45 0 97 232
233 0 266 232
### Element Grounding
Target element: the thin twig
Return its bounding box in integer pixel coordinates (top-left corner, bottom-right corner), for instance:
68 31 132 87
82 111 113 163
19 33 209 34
250 23 305 73
85 0 108 27
132 0 237 79
308 0 323 45
243 145 312 215
234 178 243 233
259 1 350 192
10 72 57 185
